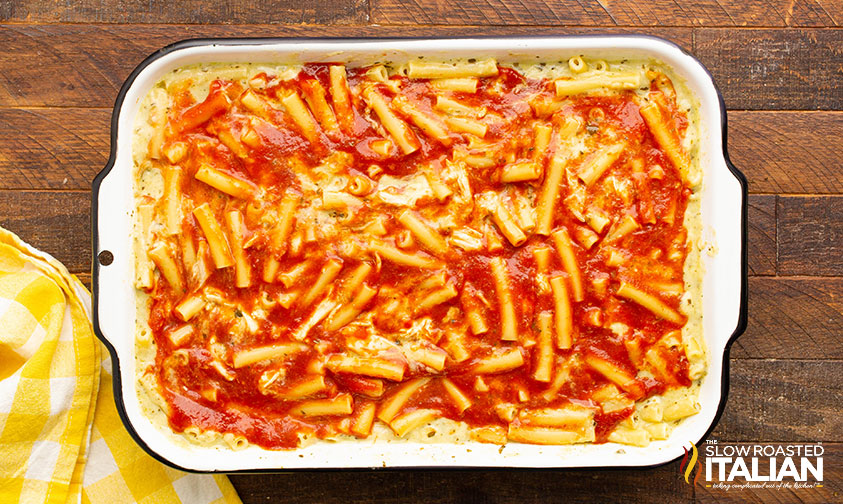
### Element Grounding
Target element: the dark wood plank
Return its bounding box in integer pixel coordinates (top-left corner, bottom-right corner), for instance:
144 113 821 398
777 196 843 276
0 190 90 273
729 111 843 194
694 28 843 111
0 0 368 24
230 461 694 504
733 278 843 359
1 109 838 193
0 24 686 107
712 360 843 442
789 0 843 27
5 0 840 27
748 195 776 276
0 108 109 190
697 443 840 503
372 0 842 27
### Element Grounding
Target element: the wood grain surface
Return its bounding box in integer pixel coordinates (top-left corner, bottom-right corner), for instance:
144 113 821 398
0 1 840 502
1 0 369 24
778 196 843 275
747 195 776 276
370 0 842 27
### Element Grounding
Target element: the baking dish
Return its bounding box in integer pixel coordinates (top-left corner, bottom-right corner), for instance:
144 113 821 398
91 35 747 472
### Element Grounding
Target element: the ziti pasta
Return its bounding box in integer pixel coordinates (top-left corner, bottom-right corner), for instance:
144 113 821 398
132 56 706 450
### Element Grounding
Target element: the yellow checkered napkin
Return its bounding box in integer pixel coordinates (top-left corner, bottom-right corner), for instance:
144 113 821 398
0 226 242 504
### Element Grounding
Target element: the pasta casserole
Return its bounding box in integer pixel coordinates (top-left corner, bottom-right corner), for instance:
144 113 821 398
132 55 706 450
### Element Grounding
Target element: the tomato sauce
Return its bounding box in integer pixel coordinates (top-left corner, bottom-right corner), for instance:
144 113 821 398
143 62 695 449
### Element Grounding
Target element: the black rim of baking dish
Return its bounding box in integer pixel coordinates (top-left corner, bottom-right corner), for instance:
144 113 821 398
91 34 749 474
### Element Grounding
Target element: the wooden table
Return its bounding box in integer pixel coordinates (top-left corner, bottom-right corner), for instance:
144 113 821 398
1 1 840 502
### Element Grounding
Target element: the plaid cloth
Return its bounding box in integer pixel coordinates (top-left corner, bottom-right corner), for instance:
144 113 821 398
0 226 242 504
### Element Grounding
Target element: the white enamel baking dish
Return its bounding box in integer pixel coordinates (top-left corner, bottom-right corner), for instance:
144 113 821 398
92 36 747 472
